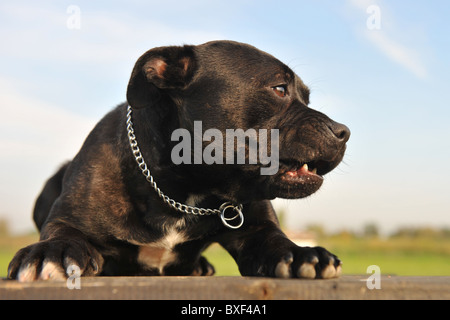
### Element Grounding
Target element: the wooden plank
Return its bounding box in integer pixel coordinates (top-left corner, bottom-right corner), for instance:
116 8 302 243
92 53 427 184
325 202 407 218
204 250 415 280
1 276 449 300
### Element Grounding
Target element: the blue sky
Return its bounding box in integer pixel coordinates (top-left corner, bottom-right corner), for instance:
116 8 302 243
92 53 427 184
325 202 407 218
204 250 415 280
1 0 449 234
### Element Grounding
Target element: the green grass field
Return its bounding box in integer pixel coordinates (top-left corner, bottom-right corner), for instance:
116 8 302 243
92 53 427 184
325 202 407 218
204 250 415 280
1 231 449 278
0 232 39 278
203 237 450 276
319 234 450 276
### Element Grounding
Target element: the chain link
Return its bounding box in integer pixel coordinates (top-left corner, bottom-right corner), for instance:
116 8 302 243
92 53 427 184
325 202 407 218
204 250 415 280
126 105 243 222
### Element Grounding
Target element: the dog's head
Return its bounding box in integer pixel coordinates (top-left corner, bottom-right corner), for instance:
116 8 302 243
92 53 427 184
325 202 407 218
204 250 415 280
127 41 350 202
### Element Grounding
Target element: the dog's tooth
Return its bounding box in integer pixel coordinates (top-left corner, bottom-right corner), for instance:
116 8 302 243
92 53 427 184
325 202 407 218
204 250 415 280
312 168 317 174
300 164 308 172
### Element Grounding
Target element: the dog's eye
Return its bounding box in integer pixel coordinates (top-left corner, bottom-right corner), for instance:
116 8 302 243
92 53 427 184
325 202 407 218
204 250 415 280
272 85 287 97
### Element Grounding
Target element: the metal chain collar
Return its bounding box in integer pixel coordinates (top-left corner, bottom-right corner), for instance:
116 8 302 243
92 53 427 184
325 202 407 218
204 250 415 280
126 105 244 229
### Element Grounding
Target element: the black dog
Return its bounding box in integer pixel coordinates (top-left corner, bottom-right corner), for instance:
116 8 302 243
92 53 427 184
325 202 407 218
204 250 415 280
8 41 350 281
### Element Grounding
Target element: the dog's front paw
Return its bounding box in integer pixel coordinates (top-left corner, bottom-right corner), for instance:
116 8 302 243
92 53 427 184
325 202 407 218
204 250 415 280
273 246 342 279
190 256 215 276
245 245 342 279
8 239 102 282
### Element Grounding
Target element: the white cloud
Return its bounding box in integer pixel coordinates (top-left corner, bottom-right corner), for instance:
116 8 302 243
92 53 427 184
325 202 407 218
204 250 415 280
347 0 376 11
0 77 97 233
0 3 225 64
347 0 428 79
365 30 427 79
0 78 96 159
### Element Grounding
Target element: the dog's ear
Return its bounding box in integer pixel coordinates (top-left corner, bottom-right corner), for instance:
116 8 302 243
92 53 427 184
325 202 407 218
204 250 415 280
126 45 197 109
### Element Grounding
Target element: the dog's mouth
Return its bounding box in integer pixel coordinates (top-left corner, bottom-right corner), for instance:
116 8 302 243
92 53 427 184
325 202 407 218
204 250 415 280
279 160 324 182
269 156 342 199
279 158 338 179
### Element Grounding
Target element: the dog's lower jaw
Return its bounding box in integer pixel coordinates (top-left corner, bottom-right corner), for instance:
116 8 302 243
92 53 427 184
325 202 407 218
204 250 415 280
265 176 324 199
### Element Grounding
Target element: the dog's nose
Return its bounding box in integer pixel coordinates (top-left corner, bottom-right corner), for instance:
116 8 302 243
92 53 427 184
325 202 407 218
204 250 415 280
328 121 350 143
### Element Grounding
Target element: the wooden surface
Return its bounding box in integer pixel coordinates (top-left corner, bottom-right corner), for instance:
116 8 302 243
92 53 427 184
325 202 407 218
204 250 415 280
1 275 449 300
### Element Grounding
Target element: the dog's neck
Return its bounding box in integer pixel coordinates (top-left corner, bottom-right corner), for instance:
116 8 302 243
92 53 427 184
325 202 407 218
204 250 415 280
126 105 244 229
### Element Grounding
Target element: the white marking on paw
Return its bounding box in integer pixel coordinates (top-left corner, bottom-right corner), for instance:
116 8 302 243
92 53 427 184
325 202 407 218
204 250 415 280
39 261 66 281
204 264 215 276
17 264 36 282
275 256 293 278
321 264 337 279
298 263 316 279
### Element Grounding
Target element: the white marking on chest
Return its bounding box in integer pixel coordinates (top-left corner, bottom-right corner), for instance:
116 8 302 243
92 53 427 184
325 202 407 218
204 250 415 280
185 194 205 206
137 228 187 275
